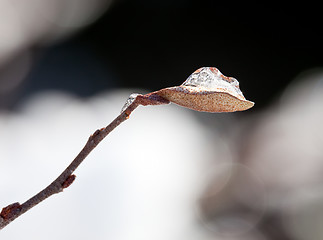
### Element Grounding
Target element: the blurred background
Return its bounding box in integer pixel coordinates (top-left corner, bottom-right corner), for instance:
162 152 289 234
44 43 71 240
1 0 323 239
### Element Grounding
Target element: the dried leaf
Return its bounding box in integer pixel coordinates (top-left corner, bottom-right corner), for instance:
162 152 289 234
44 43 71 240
156 67 254 112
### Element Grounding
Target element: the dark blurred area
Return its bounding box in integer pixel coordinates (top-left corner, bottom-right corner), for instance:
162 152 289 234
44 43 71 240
1 1 323 240
1 0 322 110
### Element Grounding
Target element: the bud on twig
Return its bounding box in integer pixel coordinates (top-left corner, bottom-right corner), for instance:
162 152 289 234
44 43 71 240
154 67 254 112
122 67 254 113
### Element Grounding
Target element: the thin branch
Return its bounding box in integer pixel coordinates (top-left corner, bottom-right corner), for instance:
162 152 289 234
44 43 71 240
0 93 169 230
0 66 254 230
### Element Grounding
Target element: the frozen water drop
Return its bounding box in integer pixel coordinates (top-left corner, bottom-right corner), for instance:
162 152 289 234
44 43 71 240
203 77 213 87
199 71 209 81
121 93 139 113
183 73 199 86
230 78 240 88
229 77 243 95
182 67 245 98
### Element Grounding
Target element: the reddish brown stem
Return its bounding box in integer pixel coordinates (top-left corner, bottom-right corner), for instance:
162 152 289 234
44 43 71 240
0 93 169 230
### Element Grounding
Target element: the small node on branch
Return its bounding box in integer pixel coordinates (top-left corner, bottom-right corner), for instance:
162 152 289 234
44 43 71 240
0 202 22 220
91 128 103 138
62 175 76 189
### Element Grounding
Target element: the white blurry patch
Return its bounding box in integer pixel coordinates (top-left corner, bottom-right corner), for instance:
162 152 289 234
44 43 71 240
196 162 267 237
244 69 323 207
282 190 323 240
11 0 113 43
0 0 113 63
239 68 323 239
0 0 26 63
0 90 225 240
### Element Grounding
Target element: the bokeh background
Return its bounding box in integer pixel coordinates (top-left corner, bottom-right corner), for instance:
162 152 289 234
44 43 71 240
1 0 323 239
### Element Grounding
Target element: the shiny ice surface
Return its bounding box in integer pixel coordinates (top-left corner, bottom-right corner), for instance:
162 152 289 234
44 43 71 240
121 93 139 113
182 67 244 98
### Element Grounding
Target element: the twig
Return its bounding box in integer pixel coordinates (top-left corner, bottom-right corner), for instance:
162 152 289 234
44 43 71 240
0 66 254 230
0 93 169 230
